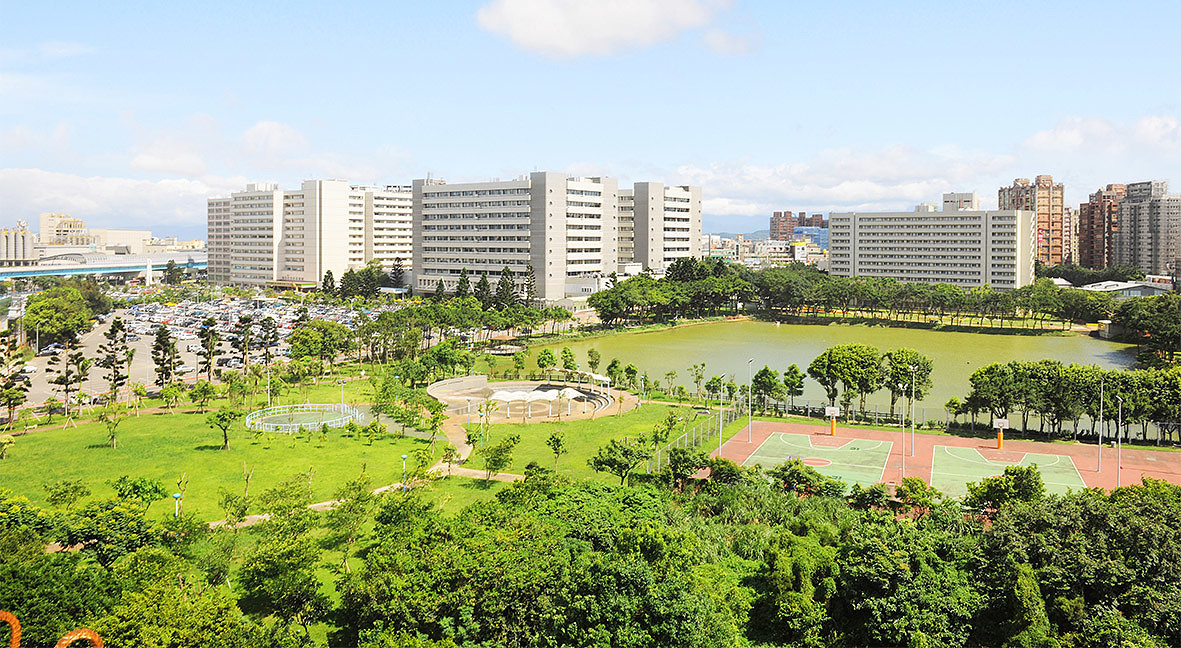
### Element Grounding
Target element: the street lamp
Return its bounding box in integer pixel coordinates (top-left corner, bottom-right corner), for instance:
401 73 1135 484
1115 395 1123 488
898 382 906 481
337 379 346 410
909 364 916 456
747 358 753 443
1097 375 1104 472
400 454 408 486
467 397 472 428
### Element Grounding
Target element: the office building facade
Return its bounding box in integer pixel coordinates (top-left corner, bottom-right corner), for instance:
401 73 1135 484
207 180 412 288
1078 184 1126 269
620 182 702 269
829 193 1035 289
998 175 1066 265
1113 181 1181 275
771 211 827 240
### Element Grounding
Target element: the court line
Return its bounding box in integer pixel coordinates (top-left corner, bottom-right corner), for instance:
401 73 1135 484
776 434 884 453
737 433 779 467
1064 455 1086 488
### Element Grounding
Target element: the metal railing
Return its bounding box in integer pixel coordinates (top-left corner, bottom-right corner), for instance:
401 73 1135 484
244 403 361 434
648 401 747 473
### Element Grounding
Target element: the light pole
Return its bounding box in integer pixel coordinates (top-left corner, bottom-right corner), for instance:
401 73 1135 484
1097 375 1104 472
1115 395 1123 488
400 453 408 485
747 358 753 443
467 397 472 429
338 379 345 410
479 411 485 446
909 364 916 456
898 382 906 481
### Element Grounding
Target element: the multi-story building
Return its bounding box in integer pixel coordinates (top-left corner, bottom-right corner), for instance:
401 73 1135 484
829 192 1035 289
771 211 827 239
207 180 413 289
793 225 829 250
620 182 702 269
942 192 981 211
414 173 619 301
998 175 1065 265
1114 181 1181 275
1078 184 1126 269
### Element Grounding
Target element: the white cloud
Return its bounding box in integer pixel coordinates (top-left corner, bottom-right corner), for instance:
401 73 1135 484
240 120 309 162
476 0 730 57
703 28 754 55
0 168 244 230
37 41 93 58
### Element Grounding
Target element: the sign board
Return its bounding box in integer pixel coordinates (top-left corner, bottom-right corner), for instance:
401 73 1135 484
825 407 839 418
993 418 1009 430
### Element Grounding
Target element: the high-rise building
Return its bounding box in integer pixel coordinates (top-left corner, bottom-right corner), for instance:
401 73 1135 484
942 192 981 211
829 192 1035 289
998 175 1065 265
620 182 702 269
771 211 827 240
770 211 794 240
1078 184 1126 269
206 180 412 288
413 172 701 301
1113 181 1181 275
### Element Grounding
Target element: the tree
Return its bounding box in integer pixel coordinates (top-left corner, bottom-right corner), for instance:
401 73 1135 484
23 286 92 345
324 471 379 573
0 433 13 459
232 315 254 373
474 274 493 309
881 348 934 419
494 266 518 309
752 365 782 411
258 317 279 367
108 475 168 508
434 278 447 300
441 445 460 476
665 447 709 491
536 348 557 380
207 406 242 451
97 316 130 404
523 263 538 306
98 405 126 449
151 326 178 387
808 347 841 406
964 464 1045 514
453 268 471 299
587 348 601 373
289 319 351 368
48 349 91 420
322 269 336 294
189 379 217 413
160 381 185 413
560 346 577 379
197 317 220 381
588 437 652 485
782 364 805 409
44 479 90 510
546 430 567 468
476 433 520 485
389 257 406 289
239 534 328 635
688 362 706 399
0 330 28 424
162 259 184 284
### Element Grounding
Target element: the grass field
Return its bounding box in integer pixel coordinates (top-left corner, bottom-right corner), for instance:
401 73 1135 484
0 407 432 520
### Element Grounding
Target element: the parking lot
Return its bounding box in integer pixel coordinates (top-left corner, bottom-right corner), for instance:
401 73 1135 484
21 296 391 406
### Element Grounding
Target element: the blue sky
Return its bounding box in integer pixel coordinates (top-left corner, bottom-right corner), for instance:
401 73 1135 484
2 0 1180 238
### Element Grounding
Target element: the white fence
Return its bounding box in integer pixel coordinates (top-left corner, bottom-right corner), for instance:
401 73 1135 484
244 403 362 434
647 401 748 473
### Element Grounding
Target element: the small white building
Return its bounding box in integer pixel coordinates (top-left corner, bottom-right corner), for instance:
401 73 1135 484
1078 281 1172 300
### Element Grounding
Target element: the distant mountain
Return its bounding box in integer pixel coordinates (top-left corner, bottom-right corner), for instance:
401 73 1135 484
709 229 769 240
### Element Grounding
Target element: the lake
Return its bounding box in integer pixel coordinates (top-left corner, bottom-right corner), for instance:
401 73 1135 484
536 320 1137 416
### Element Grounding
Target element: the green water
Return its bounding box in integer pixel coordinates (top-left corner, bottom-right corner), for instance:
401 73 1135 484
538 321 1136 414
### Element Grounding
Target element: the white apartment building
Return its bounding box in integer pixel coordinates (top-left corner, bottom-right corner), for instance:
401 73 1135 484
618 182 703 268
412 172 620 301
829 193 1035 289
207 180 413 288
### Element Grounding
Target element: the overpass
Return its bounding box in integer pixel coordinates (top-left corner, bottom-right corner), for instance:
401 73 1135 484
0 252 207 281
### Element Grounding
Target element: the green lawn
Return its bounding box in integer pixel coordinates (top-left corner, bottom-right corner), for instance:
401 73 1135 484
465 403 687 481
0 407 432 521
422 475 510 514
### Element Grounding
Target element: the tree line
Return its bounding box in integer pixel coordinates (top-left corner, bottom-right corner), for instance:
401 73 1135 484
5 455 1180 647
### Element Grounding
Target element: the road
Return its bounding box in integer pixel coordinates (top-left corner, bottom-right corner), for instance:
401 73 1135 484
22 308 239 406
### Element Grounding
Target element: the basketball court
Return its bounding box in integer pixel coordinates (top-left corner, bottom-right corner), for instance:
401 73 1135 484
720 420 1181 495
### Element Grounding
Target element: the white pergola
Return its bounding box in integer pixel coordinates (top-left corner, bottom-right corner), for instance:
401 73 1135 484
565 370 612 395
488 388 584 419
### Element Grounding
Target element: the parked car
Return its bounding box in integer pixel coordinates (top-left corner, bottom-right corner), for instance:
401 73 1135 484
177 364 196 374
186 344 202 353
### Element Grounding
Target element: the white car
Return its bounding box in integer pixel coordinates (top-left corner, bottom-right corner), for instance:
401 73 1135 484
176 364 196 374
186 344 203 353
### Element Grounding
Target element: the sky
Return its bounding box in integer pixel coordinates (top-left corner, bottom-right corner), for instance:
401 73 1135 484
2 0 1180 239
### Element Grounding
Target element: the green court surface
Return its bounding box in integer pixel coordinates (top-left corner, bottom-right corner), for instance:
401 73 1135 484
742 433 892 486
931 446 1086 498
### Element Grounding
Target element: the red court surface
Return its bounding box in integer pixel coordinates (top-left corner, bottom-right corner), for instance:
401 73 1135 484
717 420 1181 491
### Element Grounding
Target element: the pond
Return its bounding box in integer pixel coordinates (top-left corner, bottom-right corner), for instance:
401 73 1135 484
535 320 1137 415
